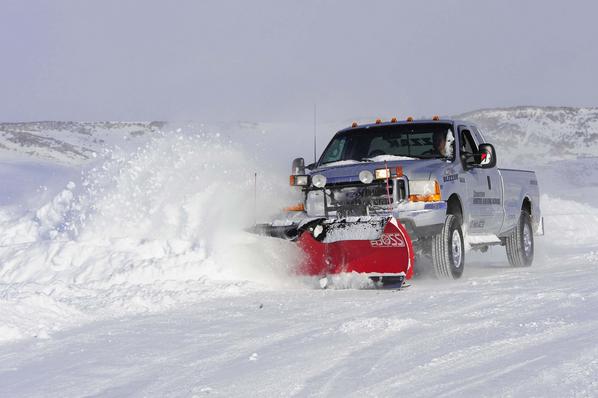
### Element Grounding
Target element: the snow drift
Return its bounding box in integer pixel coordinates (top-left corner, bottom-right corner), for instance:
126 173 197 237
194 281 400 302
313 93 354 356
0 128 303 342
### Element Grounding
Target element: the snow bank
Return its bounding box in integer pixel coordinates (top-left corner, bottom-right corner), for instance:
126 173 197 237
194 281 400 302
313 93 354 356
0 129 303 343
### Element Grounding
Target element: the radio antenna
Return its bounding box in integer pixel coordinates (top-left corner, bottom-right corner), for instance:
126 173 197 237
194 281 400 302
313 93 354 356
313 103 317 164
254 172 257 226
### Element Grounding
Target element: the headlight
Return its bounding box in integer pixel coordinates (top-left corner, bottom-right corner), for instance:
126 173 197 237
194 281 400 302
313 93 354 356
312 174 327 188
359 170 374 184
289 175 309 186
375 168 391 180
408 180 441 202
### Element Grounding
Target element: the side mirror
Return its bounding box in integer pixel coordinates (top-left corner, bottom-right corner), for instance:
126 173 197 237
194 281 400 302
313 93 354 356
476 143 497 169
292 157 305 175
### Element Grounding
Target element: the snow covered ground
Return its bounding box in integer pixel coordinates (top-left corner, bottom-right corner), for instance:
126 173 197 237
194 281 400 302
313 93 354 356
1 112 598 396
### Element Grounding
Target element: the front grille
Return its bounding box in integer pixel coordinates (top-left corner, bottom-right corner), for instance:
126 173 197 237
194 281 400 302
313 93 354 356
318 180 406 217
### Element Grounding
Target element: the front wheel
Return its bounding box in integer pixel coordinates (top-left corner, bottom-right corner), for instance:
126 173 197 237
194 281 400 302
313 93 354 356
432 214 465 279
506 210 534 267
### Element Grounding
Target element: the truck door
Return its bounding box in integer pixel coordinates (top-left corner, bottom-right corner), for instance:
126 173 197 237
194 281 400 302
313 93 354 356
458 126 503 235
471 126 504 233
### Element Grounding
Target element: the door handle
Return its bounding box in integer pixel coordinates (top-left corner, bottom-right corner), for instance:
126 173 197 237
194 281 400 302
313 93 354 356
487 176 491 190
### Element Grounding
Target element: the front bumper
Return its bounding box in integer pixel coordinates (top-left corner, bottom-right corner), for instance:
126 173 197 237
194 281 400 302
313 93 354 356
391 201 447 239
263 200 447 241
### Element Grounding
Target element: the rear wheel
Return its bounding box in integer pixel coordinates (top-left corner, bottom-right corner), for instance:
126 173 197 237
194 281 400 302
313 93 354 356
432 214 464 279
506 210 534 267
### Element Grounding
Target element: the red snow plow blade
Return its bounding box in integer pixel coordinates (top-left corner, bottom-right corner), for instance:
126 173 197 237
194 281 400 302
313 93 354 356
295 217 414 280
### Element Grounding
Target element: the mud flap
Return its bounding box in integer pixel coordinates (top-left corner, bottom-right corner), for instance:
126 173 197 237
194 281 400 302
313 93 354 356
296 217 414 279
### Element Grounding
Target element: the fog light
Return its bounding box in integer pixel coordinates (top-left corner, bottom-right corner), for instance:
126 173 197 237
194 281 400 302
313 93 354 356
290 175 309 186
375 168 391 179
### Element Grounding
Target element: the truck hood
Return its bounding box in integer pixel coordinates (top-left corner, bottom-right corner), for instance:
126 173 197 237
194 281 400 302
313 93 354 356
310 159 444 184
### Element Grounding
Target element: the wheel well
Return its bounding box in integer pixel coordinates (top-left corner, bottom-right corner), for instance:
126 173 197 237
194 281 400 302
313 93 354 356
522 197 532 215
447 194 463 220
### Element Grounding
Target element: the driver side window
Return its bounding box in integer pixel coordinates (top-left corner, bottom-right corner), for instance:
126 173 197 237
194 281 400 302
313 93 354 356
460 128 478 155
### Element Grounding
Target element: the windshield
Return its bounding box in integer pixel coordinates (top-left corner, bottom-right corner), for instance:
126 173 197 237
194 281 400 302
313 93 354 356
318 123 455 166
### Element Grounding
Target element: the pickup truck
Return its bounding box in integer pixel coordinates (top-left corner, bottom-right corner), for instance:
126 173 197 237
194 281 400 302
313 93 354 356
274 116 542 280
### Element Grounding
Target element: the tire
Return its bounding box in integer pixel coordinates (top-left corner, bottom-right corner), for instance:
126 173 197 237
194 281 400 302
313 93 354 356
432 214 465 279
506 210 534 267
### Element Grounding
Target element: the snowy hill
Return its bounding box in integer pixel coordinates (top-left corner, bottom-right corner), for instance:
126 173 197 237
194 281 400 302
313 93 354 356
0 121 165 164
0 120 324 172
456 106 598 165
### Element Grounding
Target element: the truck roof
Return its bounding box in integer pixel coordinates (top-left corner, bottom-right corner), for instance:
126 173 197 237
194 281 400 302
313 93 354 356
336 118 474 134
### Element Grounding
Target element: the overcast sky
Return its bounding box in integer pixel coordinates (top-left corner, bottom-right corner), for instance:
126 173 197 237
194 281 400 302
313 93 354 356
1 0 597 122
